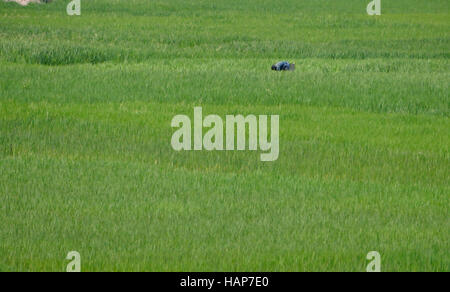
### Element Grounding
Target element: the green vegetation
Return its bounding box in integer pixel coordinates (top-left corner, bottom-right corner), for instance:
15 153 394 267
0 0 448 271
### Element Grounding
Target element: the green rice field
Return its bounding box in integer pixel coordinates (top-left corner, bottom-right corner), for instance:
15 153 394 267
0 0 448 271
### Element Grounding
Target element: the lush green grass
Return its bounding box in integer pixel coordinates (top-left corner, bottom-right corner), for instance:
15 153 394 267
0 0 449 271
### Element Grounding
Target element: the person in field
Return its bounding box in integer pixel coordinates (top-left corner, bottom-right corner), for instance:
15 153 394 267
271 61 295 71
